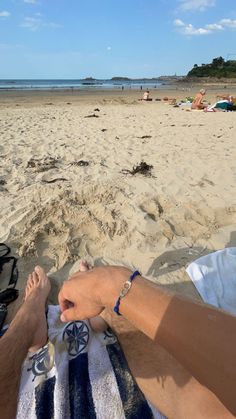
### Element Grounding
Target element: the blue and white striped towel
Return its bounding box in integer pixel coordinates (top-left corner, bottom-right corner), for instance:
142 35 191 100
16 305 164 419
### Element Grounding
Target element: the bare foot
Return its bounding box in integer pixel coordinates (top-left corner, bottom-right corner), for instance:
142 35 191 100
79 261 108 333
24 266 51 352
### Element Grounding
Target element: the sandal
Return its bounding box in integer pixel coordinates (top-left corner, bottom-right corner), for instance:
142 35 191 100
0 244 19 332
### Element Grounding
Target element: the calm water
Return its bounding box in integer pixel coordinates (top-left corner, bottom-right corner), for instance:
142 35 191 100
0 79 163 91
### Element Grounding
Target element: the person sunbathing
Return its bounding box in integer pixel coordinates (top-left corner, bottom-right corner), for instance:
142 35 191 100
191 89 207 110
216 94 236 102
142 90 152 101
205 95 235 112
0 264 235 418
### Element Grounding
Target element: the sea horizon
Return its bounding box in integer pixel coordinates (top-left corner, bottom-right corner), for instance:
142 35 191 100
0 77 181 91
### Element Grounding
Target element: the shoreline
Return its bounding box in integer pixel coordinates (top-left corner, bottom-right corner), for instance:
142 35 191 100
1 84 236 108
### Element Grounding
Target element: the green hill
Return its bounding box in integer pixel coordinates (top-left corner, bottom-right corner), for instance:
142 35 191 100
187 57 236 78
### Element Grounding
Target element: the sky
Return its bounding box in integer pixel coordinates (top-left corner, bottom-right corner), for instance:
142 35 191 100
0 0 236 79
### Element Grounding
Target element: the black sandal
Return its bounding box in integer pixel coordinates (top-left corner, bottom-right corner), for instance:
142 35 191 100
0 244 19 332
0 288 19 305
0 243 18 289
0 243 10 258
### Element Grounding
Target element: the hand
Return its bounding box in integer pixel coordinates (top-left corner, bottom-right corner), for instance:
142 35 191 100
58 266 131 322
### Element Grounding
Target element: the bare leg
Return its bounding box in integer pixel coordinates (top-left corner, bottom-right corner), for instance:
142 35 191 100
80 261 232 418
0 266 51 419
101 309 232 419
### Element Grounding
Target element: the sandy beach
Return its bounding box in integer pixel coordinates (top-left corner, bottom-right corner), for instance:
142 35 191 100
1 87 236 318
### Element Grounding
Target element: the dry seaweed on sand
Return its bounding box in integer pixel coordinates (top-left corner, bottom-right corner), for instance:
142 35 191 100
121 161 153 176
137 135 152 139
26 157 59 172
84 114 99 118
42 177 68 184
69 160 89 167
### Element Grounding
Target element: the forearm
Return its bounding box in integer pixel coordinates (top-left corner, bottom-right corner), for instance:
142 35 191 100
102 268 236 414
100 308 234 419
103 271 172 339
59 265 236 413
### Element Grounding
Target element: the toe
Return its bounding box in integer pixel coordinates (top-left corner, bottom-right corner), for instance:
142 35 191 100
27 273 32 284
28 273 34 288
25 284 30 298
79 261 90 272
25 275 32 298
35 265 46 280
32 271 39 285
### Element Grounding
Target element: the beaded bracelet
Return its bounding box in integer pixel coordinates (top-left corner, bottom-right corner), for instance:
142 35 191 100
113 270 140 316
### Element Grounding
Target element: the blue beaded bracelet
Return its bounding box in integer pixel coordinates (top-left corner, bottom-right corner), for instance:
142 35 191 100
113 270 140 316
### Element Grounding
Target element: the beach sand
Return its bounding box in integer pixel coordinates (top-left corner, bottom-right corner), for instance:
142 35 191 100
1 87 236 319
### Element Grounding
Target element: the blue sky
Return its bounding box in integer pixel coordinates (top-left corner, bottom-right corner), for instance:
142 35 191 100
0 0 236 78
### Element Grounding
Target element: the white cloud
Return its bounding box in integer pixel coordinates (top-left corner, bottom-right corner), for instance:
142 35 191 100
20 16 62 31
178 0 215 11
174 19 185 27
184 24 211 35
220 18 236 28
0 11 11 17
173 19 210 35
174 17 236 36
20 16 41 30
206 23 223 30
107 46 112 50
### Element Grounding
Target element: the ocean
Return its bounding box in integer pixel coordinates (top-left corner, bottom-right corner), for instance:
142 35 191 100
0 79 163 91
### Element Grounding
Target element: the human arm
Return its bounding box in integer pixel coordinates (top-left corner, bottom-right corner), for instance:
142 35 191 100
58 266 236 415
216 94 230 101
195 93 203 106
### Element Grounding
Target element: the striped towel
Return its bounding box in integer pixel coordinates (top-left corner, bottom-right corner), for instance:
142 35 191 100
16 305 164 419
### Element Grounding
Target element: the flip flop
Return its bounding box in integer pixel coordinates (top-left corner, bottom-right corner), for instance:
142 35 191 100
0 243 10 258
0 288 19 305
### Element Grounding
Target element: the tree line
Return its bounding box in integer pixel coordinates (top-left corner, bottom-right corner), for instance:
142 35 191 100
187 57 236 78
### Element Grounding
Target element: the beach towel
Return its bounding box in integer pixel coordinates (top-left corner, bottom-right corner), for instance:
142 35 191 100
206 100 232 112
186 247 236 315
16 305 164 419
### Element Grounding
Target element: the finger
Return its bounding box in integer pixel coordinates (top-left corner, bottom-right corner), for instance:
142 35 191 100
60 306 78 322
58 287 72 313
59 298 72 314
58 298 70 315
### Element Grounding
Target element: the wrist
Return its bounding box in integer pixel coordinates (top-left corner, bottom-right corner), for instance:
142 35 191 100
96 266 132 309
